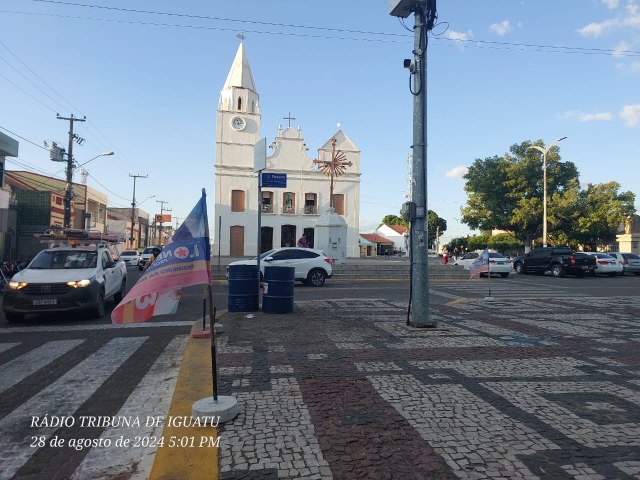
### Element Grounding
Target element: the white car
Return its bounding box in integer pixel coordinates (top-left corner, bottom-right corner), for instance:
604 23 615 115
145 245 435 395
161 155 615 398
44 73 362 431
118 250 140 266
226 247 333 286
455 251 512 278
606 252 640 276
584 252 624 277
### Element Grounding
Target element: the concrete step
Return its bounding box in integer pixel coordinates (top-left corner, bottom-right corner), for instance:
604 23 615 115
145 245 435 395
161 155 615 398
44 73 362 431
210 263 469 280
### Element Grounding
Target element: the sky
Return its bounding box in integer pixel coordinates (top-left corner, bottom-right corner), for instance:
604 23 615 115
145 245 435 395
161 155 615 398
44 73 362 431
2 0 639 245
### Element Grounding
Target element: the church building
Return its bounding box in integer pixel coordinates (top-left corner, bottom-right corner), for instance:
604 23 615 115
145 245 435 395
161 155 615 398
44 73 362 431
214 41 361 257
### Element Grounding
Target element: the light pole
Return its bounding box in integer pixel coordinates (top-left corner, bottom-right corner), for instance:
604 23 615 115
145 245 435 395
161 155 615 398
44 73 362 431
529 136 567 248
76 151 114 168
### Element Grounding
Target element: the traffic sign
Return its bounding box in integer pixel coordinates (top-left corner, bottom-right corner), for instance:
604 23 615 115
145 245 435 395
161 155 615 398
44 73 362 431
261 172 287 188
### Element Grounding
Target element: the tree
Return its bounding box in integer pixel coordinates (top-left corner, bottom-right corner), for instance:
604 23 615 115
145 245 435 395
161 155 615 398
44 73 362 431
467 232 491 251
571 182 635 250
427 210 447 249
461 140 579 249
487 233 524 255
380 210 446 250
379 214 407 228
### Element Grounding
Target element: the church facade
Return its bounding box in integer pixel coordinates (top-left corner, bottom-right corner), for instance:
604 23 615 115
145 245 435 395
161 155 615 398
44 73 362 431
214 41 361 257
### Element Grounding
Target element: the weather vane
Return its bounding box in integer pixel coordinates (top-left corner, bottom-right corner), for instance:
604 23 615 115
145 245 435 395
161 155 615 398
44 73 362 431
313 137 352 209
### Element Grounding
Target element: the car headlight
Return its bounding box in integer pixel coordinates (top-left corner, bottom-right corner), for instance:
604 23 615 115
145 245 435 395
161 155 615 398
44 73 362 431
8 281 27 290
67 279 92 288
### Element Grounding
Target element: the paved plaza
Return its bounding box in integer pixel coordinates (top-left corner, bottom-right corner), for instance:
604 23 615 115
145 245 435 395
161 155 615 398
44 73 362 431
214 296 640 480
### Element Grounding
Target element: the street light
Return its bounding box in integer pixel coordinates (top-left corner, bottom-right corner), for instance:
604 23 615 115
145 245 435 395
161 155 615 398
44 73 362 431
528 136 567 248
63 151 115 228
76 151 114 168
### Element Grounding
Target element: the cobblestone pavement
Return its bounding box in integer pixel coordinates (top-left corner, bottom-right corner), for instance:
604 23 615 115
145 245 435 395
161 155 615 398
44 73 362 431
216 297 640 480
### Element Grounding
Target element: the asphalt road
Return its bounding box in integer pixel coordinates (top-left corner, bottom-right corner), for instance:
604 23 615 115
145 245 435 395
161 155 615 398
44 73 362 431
2 266 639 328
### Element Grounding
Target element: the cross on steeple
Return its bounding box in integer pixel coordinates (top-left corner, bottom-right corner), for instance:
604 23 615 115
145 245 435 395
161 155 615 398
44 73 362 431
236 32 245 42
283 112 296 127
313 137 353 209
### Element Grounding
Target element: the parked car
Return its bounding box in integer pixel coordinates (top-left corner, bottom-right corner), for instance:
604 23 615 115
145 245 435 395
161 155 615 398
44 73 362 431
453 251 480 269
138 245 163 270
483 252 513 278
226 247 333 286
118 249 141 266
584 252 623 277
606 252 640 276
2 245 127 322
512 246 596 277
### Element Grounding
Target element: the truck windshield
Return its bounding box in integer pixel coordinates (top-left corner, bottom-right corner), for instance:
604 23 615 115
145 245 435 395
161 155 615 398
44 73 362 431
29 250 98 269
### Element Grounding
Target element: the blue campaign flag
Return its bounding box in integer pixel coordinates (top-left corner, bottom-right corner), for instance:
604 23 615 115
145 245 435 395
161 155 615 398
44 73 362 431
469 248 490 278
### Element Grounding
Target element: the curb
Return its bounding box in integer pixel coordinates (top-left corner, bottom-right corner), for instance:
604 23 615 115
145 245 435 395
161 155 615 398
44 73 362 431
149 321 220 480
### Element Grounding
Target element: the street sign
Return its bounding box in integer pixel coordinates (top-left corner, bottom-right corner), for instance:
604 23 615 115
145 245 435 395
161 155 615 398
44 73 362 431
261 172 287 188
254 138 267 172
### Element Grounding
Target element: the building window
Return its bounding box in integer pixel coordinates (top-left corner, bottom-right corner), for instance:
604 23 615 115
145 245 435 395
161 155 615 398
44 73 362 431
332 194 345 215
304 193 318 215
231 190 245 212
282 192 295 214
237 97 242 111
262 191 273 213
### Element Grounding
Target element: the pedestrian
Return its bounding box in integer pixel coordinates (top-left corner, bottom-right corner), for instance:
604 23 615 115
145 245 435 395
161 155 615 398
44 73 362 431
143 246 162 271
297 234 309 248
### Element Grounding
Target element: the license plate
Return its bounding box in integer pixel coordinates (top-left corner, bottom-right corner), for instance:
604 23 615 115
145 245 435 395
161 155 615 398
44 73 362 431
582 266 589 270
33 298 57 306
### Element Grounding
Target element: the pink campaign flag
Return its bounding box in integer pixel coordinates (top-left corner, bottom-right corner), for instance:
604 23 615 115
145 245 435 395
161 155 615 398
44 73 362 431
111 192 211 324
469 248 490 279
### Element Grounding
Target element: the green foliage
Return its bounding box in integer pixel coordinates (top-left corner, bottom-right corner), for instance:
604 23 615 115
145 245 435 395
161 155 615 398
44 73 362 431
380 214 408 228
380 211 447 249
467 232 491 251
448 236 469 252
487 233 524 254
461 139 634 249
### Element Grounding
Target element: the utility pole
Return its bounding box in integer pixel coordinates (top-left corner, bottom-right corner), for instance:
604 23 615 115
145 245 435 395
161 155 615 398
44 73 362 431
57 114 86 228
390 0 437 327
129 174 147 249
156 199 171 245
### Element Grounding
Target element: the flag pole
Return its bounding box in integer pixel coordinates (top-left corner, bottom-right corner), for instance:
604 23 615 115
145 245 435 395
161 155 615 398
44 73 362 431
192 188 239 424
202 189 219 402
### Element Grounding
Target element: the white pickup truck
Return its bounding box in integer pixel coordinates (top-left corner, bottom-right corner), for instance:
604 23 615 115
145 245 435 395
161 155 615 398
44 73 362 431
3 244 127 322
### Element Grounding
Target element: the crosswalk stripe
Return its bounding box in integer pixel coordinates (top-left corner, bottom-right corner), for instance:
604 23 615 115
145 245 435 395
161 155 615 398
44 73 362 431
0 336 148 479
0 340 84 393
3 320 191 334
0 343 20 355
70 335 187 480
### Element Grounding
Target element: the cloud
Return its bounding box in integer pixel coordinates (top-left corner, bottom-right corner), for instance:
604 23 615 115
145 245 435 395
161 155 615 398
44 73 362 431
602 0 620 9
613 40 633 56
445 30 473 42
619 104 640 126
578 18 619 37
445 165 468 179
616 60 640 72
489 20 512 36
558 110 614 122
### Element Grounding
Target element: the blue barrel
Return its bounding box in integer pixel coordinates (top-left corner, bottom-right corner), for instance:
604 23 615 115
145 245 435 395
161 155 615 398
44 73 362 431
227 264 259 312
262 266 295 314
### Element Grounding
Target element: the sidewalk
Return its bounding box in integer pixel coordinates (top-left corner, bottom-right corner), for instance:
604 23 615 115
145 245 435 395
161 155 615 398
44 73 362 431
152 295 640 479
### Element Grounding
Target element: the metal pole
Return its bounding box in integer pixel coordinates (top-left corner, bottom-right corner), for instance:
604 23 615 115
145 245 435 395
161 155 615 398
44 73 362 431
542 149 547 248
408 6 434 327
257 170 263 294
129 174 147 249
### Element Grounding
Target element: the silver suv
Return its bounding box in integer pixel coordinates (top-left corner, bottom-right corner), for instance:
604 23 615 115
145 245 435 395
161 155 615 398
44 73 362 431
606 252 640 275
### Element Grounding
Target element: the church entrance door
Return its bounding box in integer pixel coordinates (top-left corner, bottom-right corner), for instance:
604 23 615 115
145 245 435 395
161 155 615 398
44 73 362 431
229 226 244 256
